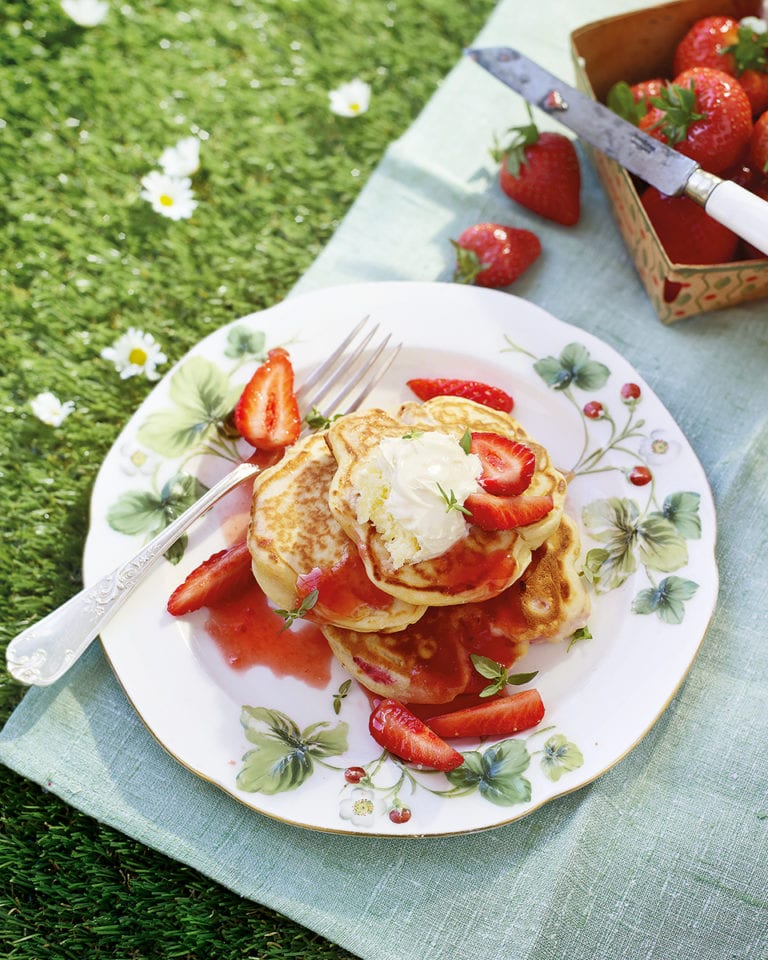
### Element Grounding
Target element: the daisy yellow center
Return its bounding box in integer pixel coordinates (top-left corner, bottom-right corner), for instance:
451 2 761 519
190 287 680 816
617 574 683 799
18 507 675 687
128 347 149 366
349 102 360 112
159 193 174 207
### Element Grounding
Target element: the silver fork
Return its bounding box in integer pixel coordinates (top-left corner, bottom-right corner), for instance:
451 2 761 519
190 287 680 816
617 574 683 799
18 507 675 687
7 317 401 687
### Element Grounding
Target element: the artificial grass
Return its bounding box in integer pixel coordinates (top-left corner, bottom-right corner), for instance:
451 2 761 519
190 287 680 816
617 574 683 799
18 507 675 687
0 0 498 956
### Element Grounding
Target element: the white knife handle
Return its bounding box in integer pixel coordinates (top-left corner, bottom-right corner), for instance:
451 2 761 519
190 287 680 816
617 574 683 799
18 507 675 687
686 169 768 256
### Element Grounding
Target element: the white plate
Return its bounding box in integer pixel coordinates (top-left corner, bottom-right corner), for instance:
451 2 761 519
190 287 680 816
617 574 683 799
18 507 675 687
84 282 718 836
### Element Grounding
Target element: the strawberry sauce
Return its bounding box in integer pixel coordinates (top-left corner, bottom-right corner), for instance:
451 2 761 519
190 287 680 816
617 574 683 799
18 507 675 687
428 540 520 597
296 545 394 622
204 580 333 688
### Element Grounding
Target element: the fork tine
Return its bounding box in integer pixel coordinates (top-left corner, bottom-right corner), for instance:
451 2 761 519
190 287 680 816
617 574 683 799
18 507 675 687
341 341 402 415
299 323 380 414
295 314 370 400
320 333 398 416
294 317 400 423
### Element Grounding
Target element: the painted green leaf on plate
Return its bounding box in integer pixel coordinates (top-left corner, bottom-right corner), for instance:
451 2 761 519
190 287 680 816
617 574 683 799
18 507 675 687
448 738 532 807
632 576 699 624
138 356 241 457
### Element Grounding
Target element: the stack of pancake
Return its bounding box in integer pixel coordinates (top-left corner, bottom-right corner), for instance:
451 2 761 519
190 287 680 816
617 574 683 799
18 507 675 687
247 396 590 705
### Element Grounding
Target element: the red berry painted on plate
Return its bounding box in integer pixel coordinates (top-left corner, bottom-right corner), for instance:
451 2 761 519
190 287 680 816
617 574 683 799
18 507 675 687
406 377 514 413
389 806 412 824
427 689 545 739
464 491 554 531
470 432 536 496
233 347 302 450
583 400 604 419
344 766 367 784
368 699 464 771
452 222 541 288
629 465 653 486
620 382 641 401
166 540 253 616
495 110 581 225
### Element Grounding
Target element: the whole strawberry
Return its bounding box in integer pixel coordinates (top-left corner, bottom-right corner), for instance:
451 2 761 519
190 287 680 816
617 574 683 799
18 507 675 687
639 67 753 174
493 107 581 225
640 185 739 264
451 222 541 288
673 15 768 116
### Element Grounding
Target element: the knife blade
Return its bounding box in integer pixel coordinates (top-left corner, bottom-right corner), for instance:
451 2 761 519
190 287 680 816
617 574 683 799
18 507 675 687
467 46 768 257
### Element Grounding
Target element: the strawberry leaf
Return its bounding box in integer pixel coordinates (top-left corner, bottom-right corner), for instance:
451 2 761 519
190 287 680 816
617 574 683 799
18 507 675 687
723 24 768 73
451 240 489 285
491 104 540 176
607 81 646 125
647 80 705 146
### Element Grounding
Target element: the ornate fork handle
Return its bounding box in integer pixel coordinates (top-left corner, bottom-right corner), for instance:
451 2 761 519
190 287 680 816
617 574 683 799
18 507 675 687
6 461 260 687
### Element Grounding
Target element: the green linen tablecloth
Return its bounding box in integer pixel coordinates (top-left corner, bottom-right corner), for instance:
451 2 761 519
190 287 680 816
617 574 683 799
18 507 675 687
2 1 767 958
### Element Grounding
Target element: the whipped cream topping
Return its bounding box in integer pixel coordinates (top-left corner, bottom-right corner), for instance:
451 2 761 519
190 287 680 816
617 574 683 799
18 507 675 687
355 430 482 568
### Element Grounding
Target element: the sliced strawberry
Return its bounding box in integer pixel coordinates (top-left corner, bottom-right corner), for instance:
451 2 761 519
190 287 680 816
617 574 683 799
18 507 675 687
464 491 553 531
234 347 301 450
470 432 535 496
369 698 464 771
407 377 514 413
427 689 545 739
167 540 253 616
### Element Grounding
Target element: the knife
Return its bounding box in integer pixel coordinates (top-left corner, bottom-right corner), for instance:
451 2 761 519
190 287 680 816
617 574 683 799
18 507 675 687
466 46 768 257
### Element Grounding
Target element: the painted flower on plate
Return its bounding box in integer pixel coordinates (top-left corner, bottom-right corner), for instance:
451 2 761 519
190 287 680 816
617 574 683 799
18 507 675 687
118 440 160 476
139 171 197 221
101 327 167 381
61 0 109 26
158 136 201 178
328 78 371 117
29 392 75 426
339 788 383 827
639 429 681 465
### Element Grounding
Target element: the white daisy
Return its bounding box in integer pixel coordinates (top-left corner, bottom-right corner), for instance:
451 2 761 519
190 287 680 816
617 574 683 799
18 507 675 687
61 0 109 27
30 392 75 427
328 78 371 117
101 328 168 381
158 136 201 178
139 170 197 221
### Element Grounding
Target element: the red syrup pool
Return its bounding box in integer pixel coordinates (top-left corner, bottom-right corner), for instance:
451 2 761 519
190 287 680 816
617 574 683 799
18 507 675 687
204 578 333 689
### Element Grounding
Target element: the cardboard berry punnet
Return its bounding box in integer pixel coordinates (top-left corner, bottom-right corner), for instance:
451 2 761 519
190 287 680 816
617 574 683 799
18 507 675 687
571 0 768 323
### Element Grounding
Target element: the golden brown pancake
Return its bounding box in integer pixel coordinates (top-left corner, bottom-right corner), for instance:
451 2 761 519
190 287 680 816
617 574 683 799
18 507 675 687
322 514 590 704
247 431 426 633
325 396 567 607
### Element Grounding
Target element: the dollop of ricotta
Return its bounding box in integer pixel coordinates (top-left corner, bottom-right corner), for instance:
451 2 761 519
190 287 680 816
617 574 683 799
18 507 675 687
355 431 482 569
